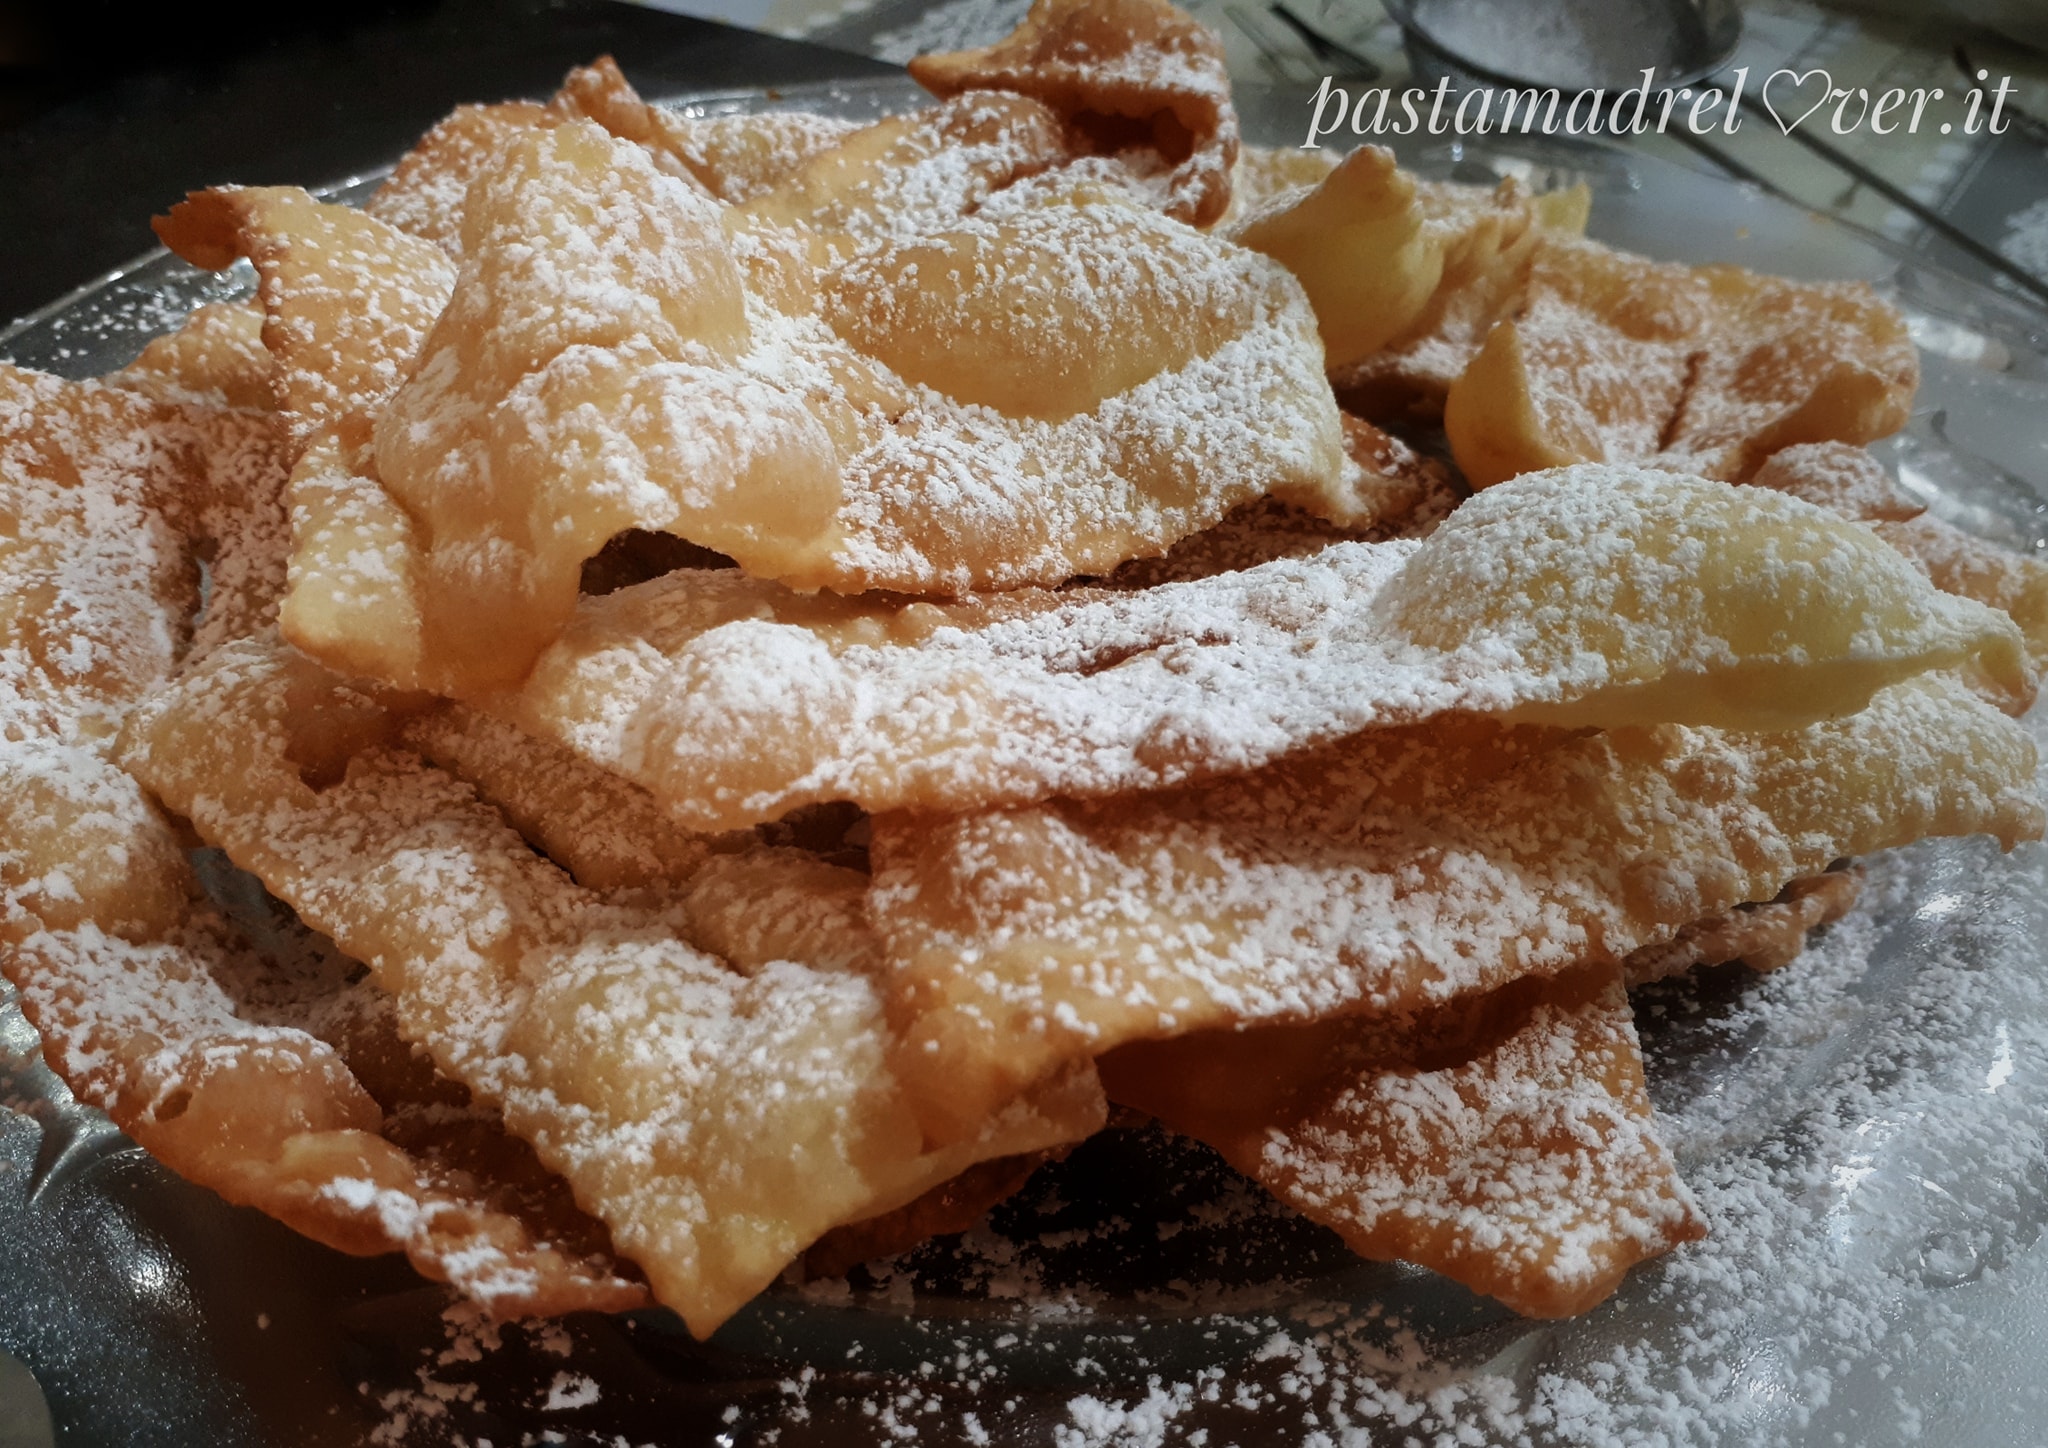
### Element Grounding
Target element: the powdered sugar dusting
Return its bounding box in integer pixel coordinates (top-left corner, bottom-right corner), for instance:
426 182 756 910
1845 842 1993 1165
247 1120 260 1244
122 634 1105 1338
338 823 2048 1446
501 466 2022 832
8 44 2048 1448
0 361 643 1318
319 107 1347 696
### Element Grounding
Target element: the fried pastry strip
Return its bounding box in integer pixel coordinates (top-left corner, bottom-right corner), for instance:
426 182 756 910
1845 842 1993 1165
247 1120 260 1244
2 791 649 1318
1876 514 2048 677
0 365 640 1314
285 116 1341 694
1232 145 1444 370
1749 439 1924 523
490 466 2024 832
1104 418 1459 588
1101 963 1703 1317
1662 266 1918 481
365 60 864 260
908 0 1238 226
120 637 1105 1337
398 703 726 893
1445 238 1699 488
1330 173 1586 417
148 191 461 677
1444 234 1916 487
401 702 879 979
555 57 862 206
365 100 566 256
0 365 289 702
646 107 861 206
1624 868 1863 983
1213 143 1335 231
871 674 2042 1142
274 426 433 687
110 301 276 411
153 189 456 450
732 90 1068 239
1751 441 2048 690
1 369 204 736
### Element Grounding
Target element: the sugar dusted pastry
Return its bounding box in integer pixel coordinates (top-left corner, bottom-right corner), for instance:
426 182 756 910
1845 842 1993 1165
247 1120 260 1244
1231 144 1445 369
1329 172 1588 416
111 301 275 411
154 187 456 449
1100 963 1704 1318
270 116 1346 695
0 364 643 1316
1442 233 1917 487
1750 440 2048 688
907 0 1239 226
869 674 2040 1142
2 0 2044 1347
486 466 2025 831
120 635 1106 1337
1624 868 1863 983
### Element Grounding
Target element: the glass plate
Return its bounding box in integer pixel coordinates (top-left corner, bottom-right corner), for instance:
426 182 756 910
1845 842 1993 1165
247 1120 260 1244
5 74 2048 1448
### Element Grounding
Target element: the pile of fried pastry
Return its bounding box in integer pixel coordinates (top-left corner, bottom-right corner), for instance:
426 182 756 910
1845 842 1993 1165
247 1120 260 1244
3 0 2044 1338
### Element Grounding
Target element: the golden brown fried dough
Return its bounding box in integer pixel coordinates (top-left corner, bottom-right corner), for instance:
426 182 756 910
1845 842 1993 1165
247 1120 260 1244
1333 174 1586 417
274 426 431 686
0 364 642 1316
1102 964 1703 1317
1749 442 2047 700
733 90 1069 239
365 100 566 256
1877 514 2048 682
656 109 862 205
111 302 276 411
1213 142 1336 230
154 188 456 450
1750 440 1924 522
288 117 1341 695
489 467 2025 833
367 59 862 256
1385 466 2027 729
554 56 863 205
873 675 2041 1142
121 636 1105 1337
13 17 2042 1328
551 56 716 191
909 0 1238 226
1662 266 1917 481
1233 145 1444 370
5 831 650 1318
399 703 729 893
1444 235 1916 488
1105 418 1459 588
0 365 289 689
1625 868 1863 983
1445 236 1703 488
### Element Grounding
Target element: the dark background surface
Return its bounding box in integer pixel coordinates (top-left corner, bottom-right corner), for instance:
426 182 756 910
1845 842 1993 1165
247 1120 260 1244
0 0 893 327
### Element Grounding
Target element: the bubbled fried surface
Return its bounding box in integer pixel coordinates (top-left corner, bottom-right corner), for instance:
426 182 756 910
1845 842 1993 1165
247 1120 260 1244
7 0 2047 1336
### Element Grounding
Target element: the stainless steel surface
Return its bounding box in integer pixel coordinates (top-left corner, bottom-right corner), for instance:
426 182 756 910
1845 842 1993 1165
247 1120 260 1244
1383 0 1743 93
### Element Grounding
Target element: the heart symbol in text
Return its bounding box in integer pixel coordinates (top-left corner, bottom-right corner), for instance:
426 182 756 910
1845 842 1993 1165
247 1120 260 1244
1761 68 1835 135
